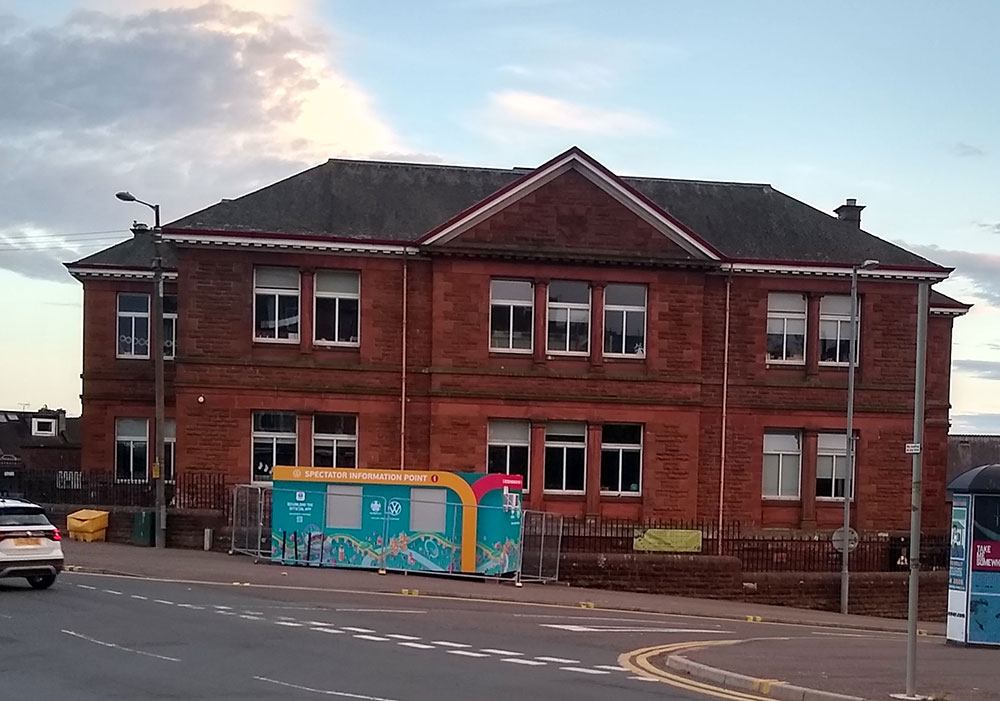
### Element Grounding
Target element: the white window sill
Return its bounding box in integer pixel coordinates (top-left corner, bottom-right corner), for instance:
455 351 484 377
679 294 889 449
816 497 855 503
600 491 642 497
819 362 851 368
545 351 590 358
116 354 150 360
603 353 646 360
489 347 534 355
762 495 801 501
314 341 361 348
543 490 585 496
766 359 806 366
253 338 300 345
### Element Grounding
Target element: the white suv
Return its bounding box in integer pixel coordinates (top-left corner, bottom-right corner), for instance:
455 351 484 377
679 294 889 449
0 498 64 589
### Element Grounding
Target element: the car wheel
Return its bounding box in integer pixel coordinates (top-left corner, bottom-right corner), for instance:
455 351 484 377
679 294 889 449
26 574 56 590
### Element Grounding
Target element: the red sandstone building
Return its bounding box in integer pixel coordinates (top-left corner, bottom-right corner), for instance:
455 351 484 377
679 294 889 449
67 148 969 531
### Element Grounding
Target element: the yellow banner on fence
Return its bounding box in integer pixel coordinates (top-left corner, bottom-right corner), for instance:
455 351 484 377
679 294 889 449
633 528 703 553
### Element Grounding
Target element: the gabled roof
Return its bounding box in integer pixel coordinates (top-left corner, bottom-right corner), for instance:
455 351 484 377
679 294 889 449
0 410 81 456
71 147 950 272
65 231 177 276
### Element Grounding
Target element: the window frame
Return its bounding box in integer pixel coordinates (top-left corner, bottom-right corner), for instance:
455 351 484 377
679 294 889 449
31 418 56 437
766 293 807 366
546 281 591 356
312 413 358 468
163 418 176 484
115 417 149 484
117 292 151 359
163 293 177 361
603 284 647 358
543 422 587 494
819 295 860 367
816 433 854 501
313 270 361 348
762 431 802 500
599 424 643 497
251 411 298 483
489 279 534 354
486 419 531 492
253 267 301 344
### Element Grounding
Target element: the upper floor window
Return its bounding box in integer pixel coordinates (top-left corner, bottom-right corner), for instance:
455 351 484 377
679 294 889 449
31 417 56 437
600 424 642 495
163 294 178 361
604 284 646 357
819 295 858 366
313 413 357 468
766 293 806 364
487 419 530 488
315 271 360 346
115 417 148 483
817 432 852 500
252 411 296 482
117 293 150 359
163 418 176 483
490 280 533 352
254 267 300 343
762 431 801 499
544 422 586 493
547 281 590 355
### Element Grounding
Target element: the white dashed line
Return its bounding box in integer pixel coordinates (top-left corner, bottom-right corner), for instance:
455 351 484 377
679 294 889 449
62 630 180 663
398 642 435 649
153 600 174 605
502 658 546 666
77 584 96 590
244 611 264 616
276 615 296 620
481 648 522 656
311 628 345 635
386 634 421 640
594 665 629 671
341 627 376 633
535 656 580 664
217 610 237 615
447 650 490 658
274 621 303 627
178 604 204 610
307 621 335 627
240 615 264 621
560 667 610 675
131 595 147 600
354 635 391 642
432 641 471 648
213 605 232 610
629 676 658 682
103 590 122 595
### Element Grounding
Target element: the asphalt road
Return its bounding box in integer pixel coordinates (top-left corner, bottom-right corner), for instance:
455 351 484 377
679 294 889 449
0 571 765 701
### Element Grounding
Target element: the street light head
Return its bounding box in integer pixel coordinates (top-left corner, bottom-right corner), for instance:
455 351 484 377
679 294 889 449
115 191 136 202
862 259 880 269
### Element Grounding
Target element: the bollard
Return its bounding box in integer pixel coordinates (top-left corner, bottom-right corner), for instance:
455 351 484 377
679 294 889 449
203 528 213 551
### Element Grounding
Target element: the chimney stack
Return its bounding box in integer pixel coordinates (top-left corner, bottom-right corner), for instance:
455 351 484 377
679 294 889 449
834 198 865 228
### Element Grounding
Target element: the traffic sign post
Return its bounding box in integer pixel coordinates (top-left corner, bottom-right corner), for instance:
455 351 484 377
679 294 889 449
831 527 859 554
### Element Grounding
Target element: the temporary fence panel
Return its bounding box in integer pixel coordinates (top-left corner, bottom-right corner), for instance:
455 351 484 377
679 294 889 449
518 510 563 583
268 467 523 578
230 484 272 560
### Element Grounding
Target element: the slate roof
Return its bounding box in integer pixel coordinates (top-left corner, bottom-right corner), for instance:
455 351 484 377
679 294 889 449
949 435 1000 484
67 230 177 271
68 153 946 271
0 410 81 458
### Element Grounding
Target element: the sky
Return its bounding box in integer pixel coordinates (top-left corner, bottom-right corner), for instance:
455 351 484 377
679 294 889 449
0 0 998 432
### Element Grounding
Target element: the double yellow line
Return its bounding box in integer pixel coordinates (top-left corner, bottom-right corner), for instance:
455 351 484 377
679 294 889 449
619 640 781 701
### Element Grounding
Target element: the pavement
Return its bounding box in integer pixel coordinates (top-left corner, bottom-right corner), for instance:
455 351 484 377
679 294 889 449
19 540 990 701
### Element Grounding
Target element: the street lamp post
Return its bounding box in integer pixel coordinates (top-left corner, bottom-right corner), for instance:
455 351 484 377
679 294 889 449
116 191 166 550
841 258 879 615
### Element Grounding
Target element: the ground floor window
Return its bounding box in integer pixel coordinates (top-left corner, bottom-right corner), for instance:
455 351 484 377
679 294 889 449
313 414 357 468
762 431 801 499
115 417 148 483
487 419 530 489
163 418 176 483
252 411 296 482
544 422 586 493
600 424 642 495
817 432 852 499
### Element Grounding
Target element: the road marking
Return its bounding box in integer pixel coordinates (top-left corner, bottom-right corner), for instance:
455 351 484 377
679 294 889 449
131 595 147 600
431 641 470 648
243 611 264 616
153 600 174 605
353 634 390 642
629 676 658 682
535 656 580 664
312 628 345 635
542 623 729 634
812 631 894 639
217 610 236 615
254 675 403 700
240 615 264 621
447 650 490 658
336 608 426 614
561 667 610 675
276 615 296 620
594 665 629 671
502 658 546 666
275 621 304 627
103 589 122 595
77 584 96 590
307 621 335 626
398 642 435 649
341 626 376 633
62 630 180 663
177 604 204 610
480 648 522 655
386 634 421 640
213 605 232 610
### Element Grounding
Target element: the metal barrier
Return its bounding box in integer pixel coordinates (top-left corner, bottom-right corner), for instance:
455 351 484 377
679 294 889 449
229 484 272 560
517 510 563 584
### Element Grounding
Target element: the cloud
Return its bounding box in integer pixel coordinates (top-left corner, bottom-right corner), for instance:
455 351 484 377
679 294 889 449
953 359 1000 381
952 413 1000 434
0 2 411 282
976 222 1000 235
902 243 1000 305
952 142 987 158
486 90 660 137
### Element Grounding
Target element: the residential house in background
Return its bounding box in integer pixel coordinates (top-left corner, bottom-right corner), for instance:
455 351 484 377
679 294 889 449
66 148 970 531
0 407 81 494
948 434 1000 485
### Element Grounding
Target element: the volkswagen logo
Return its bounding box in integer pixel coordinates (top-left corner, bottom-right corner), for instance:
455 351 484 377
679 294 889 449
386 500 402 517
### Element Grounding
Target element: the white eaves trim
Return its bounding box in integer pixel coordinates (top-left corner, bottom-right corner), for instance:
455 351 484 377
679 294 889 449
930 306 969 317
66 266 178 281
164 232 419 256
728 262 951 281
420 151 720 260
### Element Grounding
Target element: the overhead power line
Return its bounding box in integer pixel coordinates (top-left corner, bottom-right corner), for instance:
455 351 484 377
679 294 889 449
0 228 131 242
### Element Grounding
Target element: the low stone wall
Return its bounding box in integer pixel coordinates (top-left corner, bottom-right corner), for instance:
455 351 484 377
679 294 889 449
559 552 948 621
42 503 228 551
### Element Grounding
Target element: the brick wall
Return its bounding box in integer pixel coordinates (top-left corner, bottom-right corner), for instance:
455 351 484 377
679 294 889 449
44 504 227 550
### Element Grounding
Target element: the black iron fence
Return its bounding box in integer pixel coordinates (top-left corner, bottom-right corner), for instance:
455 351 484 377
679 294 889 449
2 471 229 512
559 517 950 573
